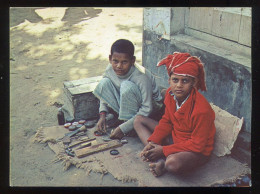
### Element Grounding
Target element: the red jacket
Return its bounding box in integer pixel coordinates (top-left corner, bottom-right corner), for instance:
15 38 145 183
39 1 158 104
148 88 216 157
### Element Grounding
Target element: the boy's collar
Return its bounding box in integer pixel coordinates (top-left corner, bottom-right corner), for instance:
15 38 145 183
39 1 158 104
169 90 190 110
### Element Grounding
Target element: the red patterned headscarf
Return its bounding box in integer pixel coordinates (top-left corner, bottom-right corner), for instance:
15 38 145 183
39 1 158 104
157 52 207 91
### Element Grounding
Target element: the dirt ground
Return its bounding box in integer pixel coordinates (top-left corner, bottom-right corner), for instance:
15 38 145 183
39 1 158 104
10 7 143 186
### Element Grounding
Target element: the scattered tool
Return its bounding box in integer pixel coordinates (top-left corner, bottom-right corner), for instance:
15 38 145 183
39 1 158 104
102 137 112 142
65 148 75 157
76 124 83 128
120 138 128 144
84 120 97 128
56 125 87 142
72 121 79 126
65 125 87 137
64 123 71 128
62 136 71 144
75 140 98 150
76 142 91 150
68 137 96 148
68 125 76 131
74 131 87 138
78 136 90 141
78 120 86 124
75 140 122 158
110 149 119 155
94 130 105 136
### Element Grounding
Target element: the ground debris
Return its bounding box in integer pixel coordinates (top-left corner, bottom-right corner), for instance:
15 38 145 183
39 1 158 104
51 102 63 108
117 175 137 183
24 75 32 79
211 174 251 187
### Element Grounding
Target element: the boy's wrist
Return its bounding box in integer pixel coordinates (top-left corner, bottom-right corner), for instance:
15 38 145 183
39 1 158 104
99 111 107 118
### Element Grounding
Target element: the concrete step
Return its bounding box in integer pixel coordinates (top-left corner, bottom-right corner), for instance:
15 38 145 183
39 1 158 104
231 146 251 167
234 131 251 151
231 131 251 166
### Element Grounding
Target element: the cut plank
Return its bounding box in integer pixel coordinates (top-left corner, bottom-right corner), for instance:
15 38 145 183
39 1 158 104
75 140 122 158
75 139 98 150
68 137 96 148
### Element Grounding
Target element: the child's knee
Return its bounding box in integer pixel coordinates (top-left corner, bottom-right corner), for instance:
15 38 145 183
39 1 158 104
134 115 145 128
99 77 112 87
165 156 183 174
120 81 139 97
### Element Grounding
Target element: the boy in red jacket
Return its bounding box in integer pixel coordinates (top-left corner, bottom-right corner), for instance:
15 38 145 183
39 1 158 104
134 52 216 176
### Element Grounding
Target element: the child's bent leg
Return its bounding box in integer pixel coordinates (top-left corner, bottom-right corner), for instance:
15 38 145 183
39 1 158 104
165 152 210 175
93 78 120 113
134 115 158 145
118 80 142 120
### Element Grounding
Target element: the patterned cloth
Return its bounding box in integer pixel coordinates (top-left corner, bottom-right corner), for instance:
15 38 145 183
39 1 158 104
93 78 142 121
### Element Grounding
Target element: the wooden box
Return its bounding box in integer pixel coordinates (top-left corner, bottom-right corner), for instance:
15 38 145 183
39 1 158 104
62 76 102 121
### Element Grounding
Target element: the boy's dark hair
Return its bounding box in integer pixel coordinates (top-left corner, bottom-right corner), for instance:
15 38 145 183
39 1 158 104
110 39 135 57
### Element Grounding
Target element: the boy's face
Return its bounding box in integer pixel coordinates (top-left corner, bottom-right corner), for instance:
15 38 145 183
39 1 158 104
169 73 196 103
109 52 135 76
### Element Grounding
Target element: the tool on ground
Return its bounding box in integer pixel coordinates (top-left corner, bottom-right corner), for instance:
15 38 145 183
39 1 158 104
74 131 87 137
62 136 71 144
64 123 71 128
65 148 75 157
72 121 79 126
75 140 98 150
56 125 88 142
76 124 83 128
68 125 76 131
84 120 97 128
76 142 91 150
75 140 122 158
110 149 119 155
102 137 112 142
120 138 128 144
94 130 105 136
78 136 90 141
68 137 96 148
78 120 86 124
65 125 87 137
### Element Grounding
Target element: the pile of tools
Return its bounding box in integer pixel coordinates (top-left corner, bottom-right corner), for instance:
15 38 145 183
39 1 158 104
56 119 123 158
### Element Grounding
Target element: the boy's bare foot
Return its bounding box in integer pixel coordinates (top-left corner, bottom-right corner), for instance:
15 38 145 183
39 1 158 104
110 127 124 139
149 159 166 177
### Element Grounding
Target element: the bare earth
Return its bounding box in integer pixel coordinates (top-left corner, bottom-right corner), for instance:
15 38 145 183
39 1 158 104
10 7 143 186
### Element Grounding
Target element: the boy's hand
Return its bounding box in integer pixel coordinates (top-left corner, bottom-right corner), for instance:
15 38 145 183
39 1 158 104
110 127 124 139
96 115 106 133
141 142 164 162
140 142 155 158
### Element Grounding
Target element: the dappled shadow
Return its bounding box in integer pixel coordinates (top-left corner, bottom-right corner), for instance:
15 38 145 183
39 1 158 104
115 23 143 62
61 7 102 26
10 8 43 27
10 7 143 116
116 24 143 34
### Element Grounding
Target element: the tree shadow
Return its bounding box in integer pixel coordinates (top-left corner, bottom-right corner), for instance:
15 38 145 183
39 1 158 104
61 7 102 26
10 8 43 27
116 24 143 34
